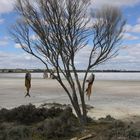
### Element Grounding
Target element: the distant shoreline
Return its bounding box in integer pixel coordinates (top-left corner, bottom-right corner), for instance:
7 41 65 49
0 69 140 73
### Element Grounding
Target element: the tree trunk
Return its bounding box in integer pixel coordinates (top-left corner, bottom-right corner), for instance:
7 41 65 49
81 93 87 124
72 92 87 125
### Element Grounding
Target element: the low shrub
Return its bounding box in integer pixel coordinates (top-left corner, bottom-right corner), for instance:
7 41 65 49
99 115 115 122
0 104 64 124
0 124 31 140
6 126 31 140
37 107 79 138
0 104 79 139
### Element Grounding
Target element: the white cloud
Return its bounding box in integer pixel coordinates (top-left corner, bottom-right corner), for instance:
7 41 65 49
0 0 40 15
98 45 140 70
124 24 133 32
123 33 139 40
91 0 140 7
113 55 135 61
1 42 140 70
0 0 16 14
131 24 140 33
30 34 39 41
124 23 140 33
0 0 140 70
0 37 9 47
74 42 140 70
23 53 32 60
0 51 45 69
110 43 140 67
74 45 92 68
124 17 140 33
0 40 8 46
0 0 139 15
126 43 140 56
15 43 22 49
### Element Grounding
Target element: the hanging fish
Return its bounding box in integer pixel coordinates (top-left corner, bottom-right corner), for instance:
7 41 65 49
85 73 95 100
25 72 31 97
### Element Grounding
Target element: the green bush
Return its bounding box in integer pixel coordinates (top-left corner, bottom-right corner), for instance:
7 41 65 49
0 104 64 124
0 104 79 139
0 125 31 140
6 126 31 140
37 107 79 138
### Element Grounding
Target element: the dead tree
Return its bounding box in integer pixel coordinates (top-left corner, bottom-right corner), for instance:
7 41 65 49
11 0 125 124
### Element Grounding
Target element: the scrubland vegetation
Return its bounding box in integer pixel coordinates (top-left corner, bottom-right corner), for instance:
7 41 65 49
0 104 140 140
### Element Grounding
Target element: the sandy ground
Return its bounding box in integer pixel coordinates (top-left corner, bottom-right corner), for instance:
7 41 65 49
0 78 140 120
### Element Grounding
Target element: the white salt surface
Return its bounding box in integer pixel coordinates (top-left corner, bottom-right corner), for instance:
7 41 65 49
0 73 140 120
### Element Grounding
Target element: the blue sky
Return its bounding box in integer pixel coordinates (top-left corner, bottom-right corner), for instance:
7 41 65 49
0 0 140 70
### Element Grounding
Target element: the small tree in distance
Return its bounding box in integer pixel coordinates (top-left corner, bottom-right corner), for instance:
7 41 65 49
11 0 125 124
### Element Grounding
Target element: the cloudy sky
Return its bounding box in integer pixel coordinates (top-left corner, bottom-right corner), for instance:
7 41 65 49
0 0 140 70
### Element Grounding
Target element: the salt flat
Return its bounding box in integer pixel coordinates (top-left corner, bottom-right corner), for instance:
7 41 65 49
0 77 140 120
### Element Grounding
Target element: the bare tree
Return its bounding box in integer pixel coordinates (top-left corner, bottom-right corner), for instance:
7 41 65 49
11 0 125 124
